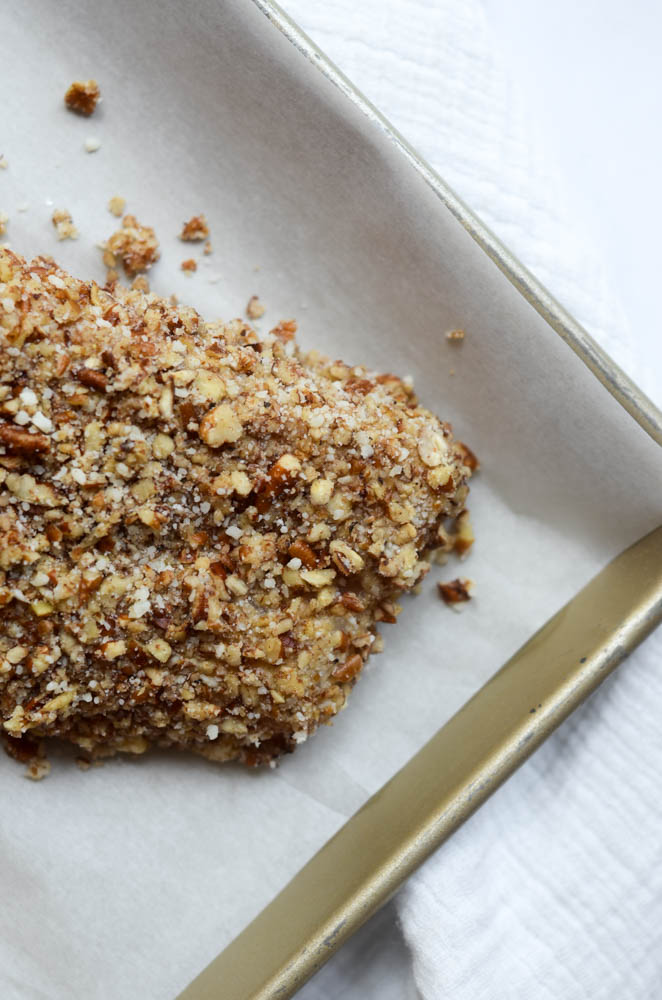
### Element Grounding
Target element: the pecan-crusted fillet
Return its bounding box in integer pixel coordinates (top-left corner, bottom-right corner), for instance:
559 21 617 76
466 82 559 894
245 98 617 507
0 249 473 769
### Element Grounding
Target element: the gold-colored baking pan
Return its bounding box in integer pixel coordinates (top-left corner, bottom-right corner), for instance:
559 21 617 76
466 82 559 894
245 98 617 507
181 524 662 1000
178 2 662 997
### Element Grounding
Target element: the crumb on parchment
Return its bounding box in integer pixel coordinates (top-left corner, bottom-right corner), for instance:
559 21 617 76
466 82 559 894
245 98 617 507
84 137 101 153
108 196 126 218
446 329 465 342
64 79 100 116
52 209 79 241
0 247 475 772
0 155 7 170
203 241 212 255
106 214 159 276
180 215 210 242
270 319 297 343
438 578 474 605
246 295 265 320
181 258 197 274
0 212 7 236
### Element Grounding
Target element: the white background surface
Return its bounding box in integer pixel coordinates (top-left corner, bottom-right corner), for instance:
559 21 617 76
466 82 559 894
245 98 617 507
283 0 662 996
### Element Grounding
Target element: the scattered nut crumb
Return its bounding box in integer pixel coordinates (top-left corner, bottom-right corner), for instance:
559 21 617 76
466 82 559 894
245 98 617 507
0 155 7 170
246 295 265 319
64 79 100 116
453 510 474 557
446 329 465 342
438 578 473 604
270 319 297 342
203 241 213 255
105 268 119 285
106 214 160 275
180 215 210 242
0 212 7 236
84 137 101 153
108 196 126 217
131 275 150 293
26 757 51 781
181 258 197 274
52 208 79 241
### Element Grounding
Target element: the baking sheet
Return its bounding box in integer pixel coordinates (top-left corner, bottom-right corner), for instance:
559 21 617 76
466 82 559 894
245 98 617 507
1 1 661 998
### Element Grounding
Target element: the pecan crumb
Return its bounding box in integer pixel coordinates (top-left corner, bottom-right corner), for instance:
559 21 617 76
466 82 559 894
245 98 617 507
246 295 265 320
438 578 473 604
453 510 474 556
181 258 197 274
0 423 50 454
106 215 159 276
180 215 210 242
76 368 107 392
52 209 79 242
64 79 100 116
456 441 479 472
203 241 213 255
0 212 7 237
270 319 297 342
446 329 465 342
131 275 149 293
108 196 126 218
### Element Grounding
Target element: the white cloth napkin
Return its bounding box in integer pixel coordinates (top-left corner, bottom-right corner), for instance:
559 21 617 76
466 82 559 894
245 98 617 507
284 1 662 997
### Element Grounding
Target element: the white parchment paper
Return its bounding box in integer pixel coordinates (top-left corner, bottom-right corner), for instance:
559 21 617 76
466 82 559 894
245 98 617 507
1 1 661 997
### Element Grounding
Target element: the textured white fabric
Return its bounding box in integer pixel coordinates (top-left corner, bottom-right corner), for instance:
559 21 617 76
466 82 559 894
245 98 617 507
284 1 662 997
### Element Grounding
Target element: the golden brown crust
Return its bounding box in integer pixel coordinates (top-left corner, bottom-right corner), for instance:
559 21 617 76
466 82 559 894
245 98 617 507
0 249 472 769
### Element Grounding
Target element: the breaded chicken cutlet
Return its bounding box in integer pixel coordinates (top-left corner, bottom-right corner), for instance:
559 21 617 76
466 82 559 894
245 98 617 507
0 249 473 772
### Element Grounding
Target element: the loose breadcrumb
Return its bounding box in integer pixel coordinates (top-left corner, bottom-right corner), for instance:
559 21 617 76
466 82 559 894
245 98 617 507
84 137 101 153
180 215 210 242
181 258 197 274
52 208 79 241
108 196 126 218
106 214 160 276
438 579 473 604
246 295 265 320
64 79 100 116
0 249 474 771
446 329 465 342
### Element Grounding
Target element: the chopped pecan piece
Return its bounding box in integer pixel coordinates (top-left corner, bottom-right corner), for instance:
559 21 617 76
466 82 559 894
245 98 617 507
438 578 473 604
64 79 100 116
0 424 50 454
